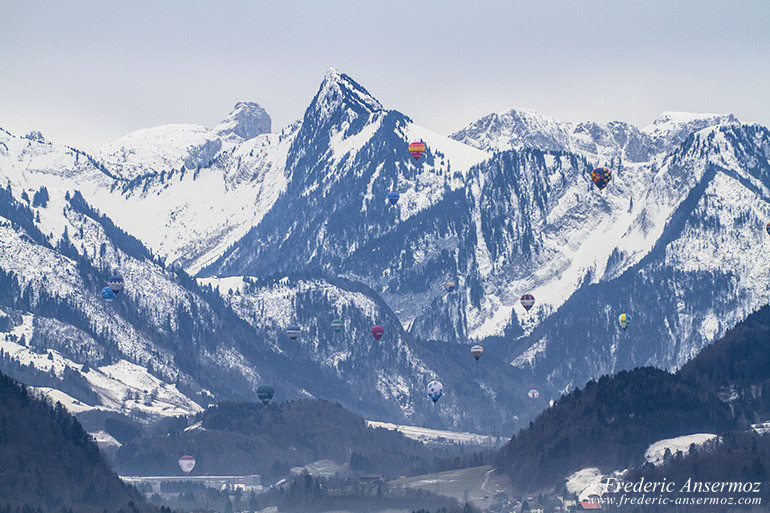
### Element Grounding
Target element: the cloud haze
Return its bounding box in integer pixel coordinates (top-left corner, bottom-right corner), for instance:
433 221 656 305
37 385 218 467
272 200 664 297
1 1 767 148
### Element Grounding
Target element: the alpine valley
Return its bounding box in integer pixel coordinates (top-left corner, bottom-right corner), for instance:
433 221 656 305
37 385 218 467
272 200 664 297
1 68 768 436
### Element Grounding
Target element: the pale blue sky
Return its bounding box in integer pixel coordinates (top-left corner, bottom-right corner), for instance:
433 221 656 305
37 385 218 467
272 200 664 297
1 1 768 148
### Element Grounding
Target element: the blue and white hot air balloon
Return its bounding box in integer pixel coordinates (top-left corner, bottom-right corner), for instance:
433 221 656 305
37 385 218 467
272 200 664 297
427 380 443 403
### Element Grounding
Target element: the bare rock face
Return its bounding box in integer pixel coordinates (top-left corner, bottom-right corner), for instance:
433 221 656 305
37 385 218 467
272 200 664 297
214 102 272 141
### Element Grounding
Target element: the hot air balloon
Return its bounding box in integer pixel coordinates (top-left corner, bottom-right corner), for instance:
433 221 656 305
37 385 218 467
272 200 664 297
590 167 612 190
528 389 540 400
257 385 274 406
178 455 196 475
331 319 344 333
445 281 456 293
285 326 301 341
101 286 115 301
427 380 443 403
387 192 400 205
618 313 631 331
408 142 426 161
520 294 535 312
471 345 483 361
371 326 384 341
107 275 124 293
766 222 770 236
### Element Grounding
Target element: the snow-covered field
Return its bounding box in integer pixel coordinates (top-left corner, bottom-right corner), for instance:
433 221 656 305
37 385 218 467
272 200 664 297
644 433 720 465
366 420 501 446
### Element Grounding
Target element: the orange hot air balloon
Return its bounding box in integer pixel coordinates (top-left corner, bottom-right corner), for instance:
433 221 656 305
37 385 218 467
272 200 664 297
408 142 426 161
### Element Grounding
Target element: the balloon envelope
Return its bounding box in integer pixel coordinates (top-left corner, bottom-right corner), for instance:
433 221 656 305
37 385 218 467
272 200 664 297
285 326 301 341
445 281 456 292
371 325 384 340
520 294 535 311
408 142 426 161
178 455 196 474
257 385 274 406
766 222 770 236
471 345 483 360
331 319 344 333
427 380 443 402
101 286 115 301
107 275 124 293
528 389 540 400
387 192 400 205
618 313 631 331
590 168 612 190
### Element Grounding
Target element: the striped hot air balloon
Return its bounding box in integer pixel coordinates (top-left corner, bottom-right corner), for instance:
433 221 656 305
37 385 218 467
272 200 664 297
520 294 535 312
590 167 612 190
257 385 274 406
528 389 540 400
618 313 631 331
408 141 426 161
285 325 301 341
470 345 483 361
331 319 344 333
107 275 124 293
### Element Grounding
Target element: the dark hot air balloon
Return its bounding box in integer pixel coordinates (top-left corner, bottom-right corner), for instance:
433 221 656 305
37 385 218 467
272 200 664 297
387 192 400 205
520 294 535 311
257 385 274 406
371 326 384 341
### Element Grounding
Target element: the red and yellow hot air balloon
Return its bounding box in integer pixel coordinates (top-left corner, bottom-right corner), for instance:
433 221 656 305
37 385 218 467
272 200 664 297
408 142 426 161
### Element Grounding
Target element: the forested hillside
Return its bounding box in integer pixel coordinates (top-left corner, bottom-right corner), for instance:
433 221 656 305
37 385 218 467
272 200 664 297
497 304 770 494
0 370 155 512
115 399 455 479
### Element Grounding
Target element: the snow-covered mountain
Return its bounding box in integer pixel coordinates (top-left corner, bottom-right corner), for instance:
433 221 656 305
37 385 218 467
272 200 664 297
450 107 738 164
1 68 768 434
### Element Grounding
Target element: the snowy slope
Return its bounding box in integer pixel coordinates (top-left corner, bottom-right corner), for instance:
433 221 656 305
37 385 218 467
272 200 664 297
644 433 719 465
451 107 738 164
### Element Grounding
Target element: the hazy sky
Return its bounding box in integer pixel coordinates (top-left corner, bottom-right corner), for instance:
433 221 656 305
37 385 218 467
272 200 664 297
2 1 768 149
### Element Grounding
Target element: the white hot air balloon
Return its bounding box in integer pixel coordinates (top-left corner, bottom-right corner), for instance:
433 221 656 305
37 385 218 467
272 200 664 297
178 455 196 475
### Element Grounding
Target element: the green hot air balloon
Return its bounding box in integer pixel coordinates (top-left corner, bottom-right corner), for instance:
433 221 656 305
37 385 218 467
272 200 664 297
331 319 344 333
257 385 274 406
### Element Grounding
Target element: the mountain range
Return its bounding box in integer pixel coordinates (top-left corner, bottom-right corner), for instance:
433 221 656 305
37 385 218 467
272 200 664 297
1 68 768 433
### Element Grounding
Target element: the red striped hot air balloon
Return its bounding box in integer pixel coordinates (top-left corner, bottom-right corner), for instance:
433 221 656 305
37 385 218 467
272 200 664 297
470 345 483 361
408 142 426 161
520 294 535 312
